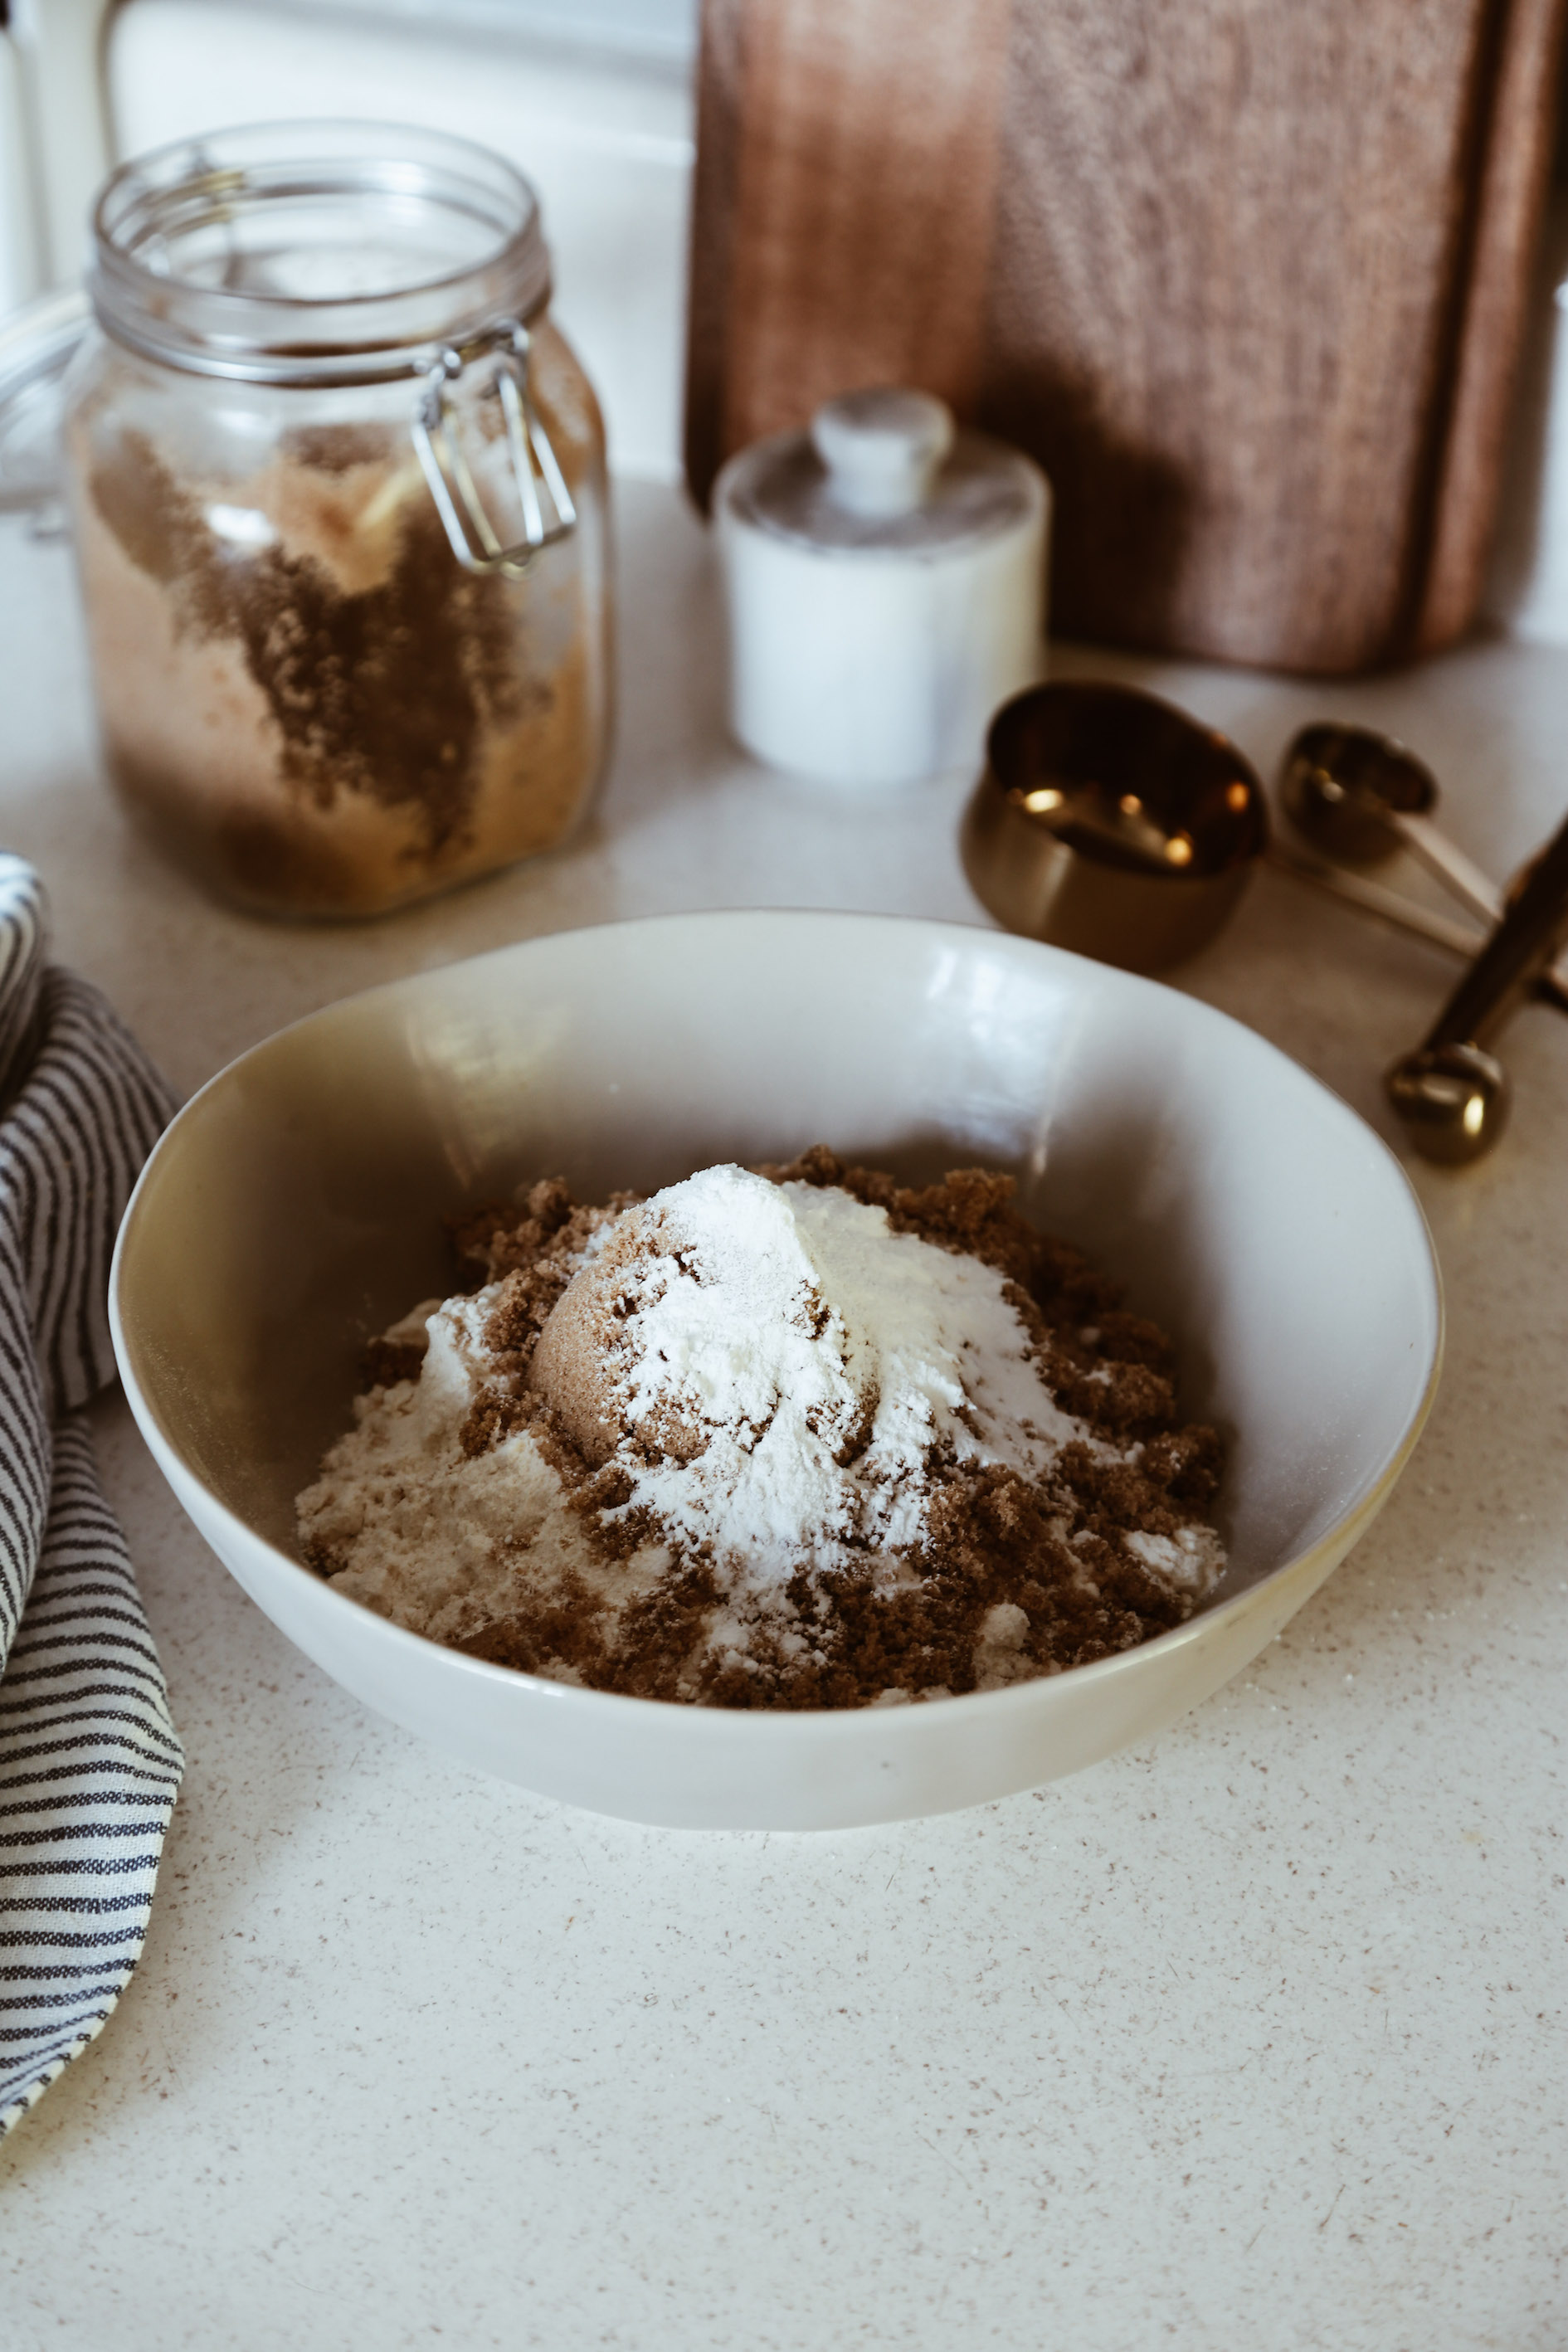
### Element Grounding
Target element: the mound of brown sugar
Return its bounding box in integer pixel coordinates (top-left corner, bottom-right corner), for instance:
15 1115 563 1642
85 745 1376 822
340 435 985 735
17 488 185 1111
302 1150 1227 1710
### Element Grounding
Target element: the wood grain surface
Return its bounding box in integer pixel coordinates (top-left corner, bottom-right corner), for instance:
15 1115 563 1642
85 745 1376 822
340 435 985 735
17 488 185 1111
685 0 1566 674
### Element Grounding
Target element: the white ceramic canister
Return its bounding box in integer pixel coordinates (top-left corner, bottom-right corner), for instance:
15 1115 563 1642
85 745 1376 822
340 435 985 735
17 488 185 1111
714 387 1049 787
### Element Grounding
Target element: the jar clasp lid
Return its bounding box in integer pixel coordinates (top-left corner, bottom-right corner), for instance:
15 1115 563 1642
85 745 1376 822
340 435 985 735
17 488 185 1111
412 319 577 576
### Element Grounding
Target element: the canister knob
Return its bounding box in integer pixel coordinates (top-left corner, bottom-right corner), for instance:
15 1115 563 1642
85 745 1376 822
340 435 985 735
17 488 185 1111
810 389 955 519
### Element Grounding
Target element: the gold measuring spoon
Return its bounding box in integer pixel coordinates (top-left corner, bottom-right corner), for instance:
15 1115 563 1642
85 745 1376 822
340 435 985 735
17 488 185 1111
1384 804 1568 1164
1279 723 1501 924
1278 722 1568 1013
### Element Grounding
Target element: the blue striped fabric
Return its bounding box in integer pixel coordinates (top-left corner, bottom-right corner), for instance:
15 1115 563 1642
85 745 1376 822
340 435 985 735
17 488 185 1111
0 855 183 2136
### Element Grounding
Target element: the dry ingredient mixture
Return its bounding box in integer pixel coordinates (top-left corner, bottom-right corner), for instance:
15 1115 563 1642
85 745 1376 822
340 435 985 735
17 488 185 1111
297 1150 1227 1709
69 400 600 915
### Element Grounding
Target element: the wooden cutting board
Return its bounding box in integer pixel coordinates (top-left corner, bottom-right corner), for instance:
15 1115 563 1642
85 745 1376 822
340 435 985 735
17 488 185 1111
685 0 1566 674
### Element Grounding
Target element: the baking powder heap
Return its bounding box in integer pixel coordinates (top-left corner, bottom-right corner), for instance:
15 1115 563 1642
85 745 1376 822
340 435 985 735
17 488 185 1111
529 1165 1083 1578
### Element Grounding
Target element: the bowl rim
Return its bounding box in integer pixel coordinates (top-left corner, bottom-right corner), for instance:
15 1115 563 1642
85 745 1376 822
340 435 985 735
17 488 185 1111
110 905 1446 1733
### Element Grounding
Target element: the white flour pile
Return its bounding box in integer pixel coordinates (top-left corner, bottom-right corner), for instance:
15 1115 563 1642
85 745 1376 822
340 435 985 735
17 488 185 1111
297 1155 1227 1707
530 1165 1090 1567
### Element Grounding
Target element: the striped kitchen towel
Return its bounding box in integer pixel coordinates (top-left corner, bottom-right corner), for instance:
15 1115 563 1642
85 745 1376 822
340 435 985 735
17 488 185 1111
0 855 183 2137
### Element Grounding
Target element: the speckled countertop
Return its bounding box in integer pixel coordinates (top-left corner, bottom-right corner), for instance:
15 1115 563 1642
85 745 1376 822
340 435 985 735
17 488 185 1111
1 482 1564 2352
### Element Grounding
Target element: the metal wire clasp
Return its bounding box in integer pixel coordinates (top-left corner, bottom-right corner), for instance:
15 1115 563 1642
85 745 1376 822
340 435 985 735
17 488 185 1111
411 319 577 577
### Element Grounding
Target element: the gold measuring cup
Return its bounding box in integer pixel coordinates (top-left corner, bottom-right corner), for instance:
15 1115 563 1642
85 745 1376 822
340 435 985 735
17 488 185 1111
961 682 1268 974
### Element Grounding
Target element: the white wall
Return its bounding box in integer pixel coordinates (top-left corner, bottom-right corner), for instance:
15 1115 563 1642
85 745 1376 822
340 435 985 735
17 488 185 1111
3 0 698 480
0 37 43 314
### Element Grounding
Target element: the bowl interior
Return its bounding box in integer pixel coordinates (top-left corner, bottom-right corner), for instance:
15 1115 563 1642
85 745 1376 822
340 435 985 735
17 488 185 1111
115 912 1439 1612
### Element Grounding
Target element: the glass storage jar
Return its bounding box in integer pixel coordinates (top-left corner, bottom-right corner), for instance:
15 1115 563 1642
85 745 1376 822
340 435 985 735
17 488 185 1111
61 122 610 918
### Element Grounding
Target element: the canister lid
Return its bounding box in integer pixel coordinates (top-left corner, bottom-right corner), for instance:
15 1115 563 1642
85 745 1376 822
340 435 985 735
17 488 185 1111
718 387 1045 557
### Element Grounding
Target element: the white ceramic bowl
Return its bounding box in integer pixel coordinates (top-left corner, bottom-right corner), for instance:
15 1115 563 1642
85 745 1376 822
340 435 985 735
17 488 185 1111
110 910 1442 1829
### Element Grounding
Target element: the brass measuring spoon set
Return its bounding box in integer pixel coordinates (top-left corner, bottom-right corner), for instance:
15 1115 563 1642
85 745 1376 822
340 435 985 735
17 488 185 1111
962 682 1568 1166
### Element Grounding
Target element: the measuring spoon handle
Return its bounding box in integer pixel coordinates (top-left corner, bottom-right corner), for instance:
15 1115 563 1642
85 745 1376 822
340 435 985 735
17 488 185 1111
1391 810 1501 929
1420 805 1568 1050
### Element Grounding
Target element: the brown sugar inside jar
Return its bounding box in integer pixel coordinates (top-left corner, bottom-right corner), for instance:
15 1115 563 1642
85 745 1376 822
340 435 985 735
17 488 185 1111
62 122 610 918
